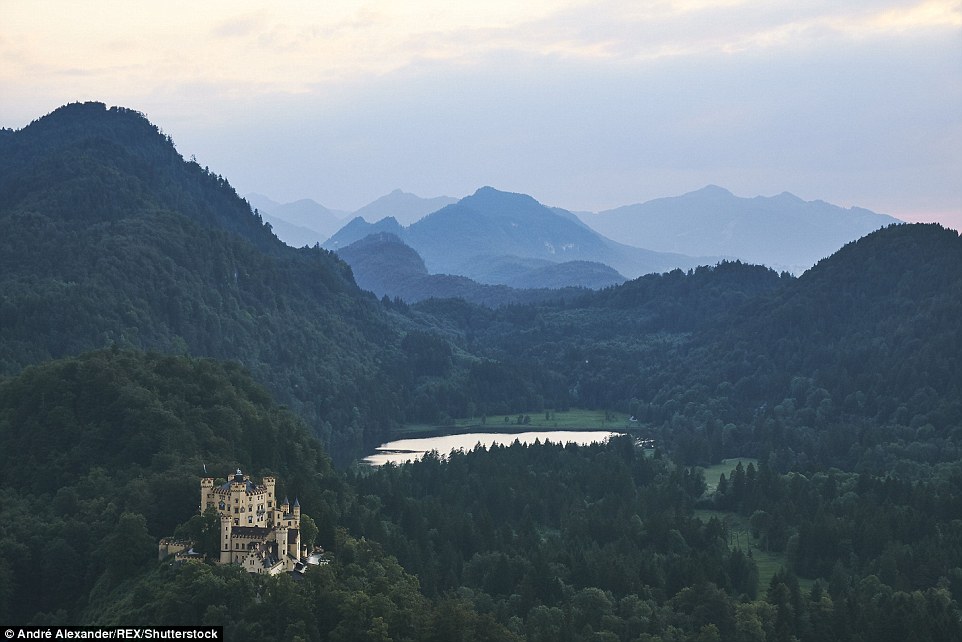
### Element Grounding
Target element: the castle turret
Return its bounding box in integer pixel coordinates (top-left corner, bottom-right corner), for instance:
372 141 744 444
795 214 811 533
200 477 214 512
293 497 301 522
276 524 289 565
263 475 276 506
219 514 233 564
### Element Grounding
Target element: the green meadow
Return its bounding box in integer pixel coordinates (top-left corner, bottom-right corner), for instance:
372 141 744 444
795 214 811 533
394 408 639 438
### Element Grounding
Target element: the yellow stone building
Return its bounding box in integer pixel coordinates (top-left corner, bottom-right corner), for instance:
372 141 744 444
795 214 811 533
198 469 307 575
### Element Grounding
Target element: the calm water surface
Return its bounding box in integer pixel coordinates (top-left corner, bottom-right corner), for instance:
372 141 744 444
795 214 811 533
364 430 622 466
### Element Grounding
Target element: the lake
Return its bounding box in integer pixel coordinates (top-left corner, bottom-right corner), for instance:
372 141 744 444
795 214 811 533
363 430 623 466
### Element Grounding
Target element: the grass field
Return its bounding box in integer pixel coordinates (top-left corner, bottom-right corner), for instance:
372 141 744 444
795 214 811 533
702 458 759 492
394 408 640 438
694 508 813 593
696 458 814 592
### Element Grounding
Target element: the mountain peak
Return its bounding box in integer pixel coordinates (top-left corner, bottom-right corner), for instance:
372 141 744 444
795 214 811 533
353 190 457 226
691 185 734 197
591 186 899 272
463 186 541 210
21 102 174 158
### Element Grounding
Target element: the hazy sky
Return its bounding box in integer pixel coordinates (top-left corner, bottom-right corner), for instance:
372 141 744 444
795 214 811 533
3 1 960 227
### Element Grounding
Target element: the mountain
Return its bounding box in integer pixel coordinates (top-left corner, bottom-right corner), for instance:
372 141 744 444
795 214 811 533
503 260 625 289
326 187 716 283
0 102 403 462
406 187 715 279
336 233 591 305
245 191 282 213
325 216 405 249
585 185 901 273
352 188 458 226
261 214 329 248
244 194 347 246
414 222 962 471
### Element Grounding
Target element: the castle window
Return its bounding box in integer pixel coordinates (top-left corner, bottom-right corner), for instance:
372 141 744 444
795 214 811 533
234 508 238 514
234 519 239 525
248 516 253 524
219 501 225 510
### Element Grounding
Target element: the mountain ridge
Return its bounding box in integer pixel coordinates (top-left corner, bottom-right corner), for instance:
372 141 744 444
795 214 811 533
584 184 901 272
326 186 717 284
335 232 605 305
352 188 458 226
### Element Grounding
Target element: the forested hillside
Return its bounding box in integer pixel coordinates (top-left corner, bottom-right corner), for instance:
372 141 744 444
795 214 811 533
0 350 518 640
5 350 960 642
0 350 333 623
410 224 962 474
0 102 599 458
0 103 406 461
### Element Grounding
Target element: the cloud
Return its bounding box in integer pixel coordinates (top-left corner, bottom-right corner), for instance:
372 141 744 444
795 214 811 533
0 1 958 221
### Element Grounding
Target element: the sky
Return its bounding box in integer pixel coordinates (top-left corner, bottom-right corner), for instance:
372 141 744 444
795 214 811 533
2 0 961 227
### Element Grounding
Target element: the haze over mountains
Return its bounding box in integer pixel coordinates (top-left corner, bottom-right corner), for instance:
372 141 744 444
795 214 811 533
325 187 715 290
335 232 597 305
247 189 457 248
258 182 900 297
353 189 458 226
586 185 902 274
245 192 347 248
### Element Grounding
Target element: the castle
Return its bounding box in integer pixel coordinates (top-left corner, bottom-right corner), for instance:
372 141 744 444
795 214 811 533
159 469 309 575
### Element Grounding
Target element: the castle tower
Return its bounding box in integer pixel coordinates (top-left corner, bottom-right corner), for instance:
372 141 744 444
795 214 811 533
263 475 276 507
200 477 214 512
293 497 301 523
276 524 289 566
219 513 233 565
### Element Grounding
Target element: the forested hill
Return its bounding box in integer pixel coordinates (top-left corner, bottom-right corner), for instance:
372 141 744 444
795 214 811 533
0 350 328 623
0 102 280 252
649 223 962 469
0 102 403 461
695 223 962 405
0 350 517 640
412 224 962 472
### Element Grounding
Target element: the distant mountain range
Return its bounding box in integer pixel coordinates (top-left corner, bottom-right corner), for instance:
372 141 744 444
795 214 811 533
327 187 714 285
277 182 899 296
256 183 899 283
583 185 901 273
352 189 458 226
246 189 457 247
245 193 347 247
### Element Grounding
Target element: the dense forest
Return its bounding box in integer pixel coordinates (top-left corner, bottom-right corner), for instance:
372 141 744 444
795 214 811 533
406 224 962 477
2 351 961 640
2 103 962 639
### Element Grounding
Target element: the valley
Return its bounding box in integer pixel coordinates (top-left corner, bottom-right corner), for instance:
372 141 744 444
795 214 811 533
1 103 960 641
